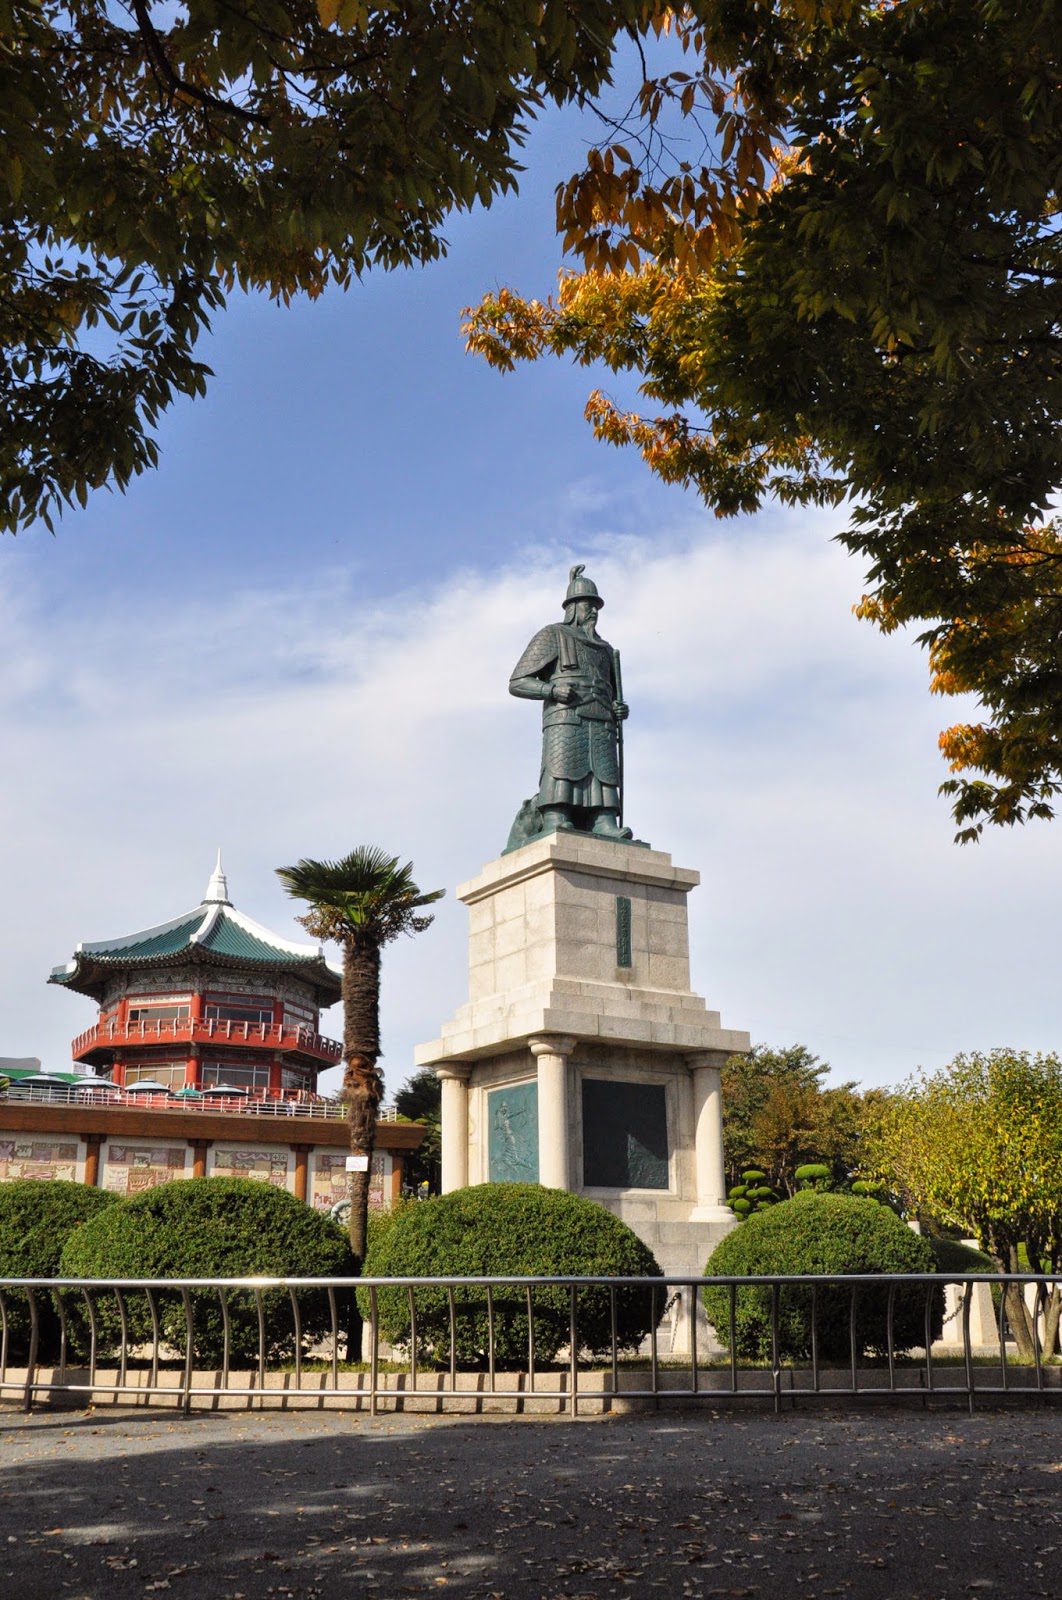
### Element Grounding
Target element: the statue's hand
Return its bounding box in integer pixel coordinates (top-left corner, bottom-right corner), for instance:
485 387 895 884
552 680 580 705
613 700 630 721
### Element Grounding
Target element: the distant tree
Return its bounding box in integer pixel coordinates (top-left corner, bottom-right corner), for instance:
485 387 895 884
394 1067 441 1195
276 847 442 1264
723 1045 825 1184
864 1051 1062 1359
722 1044 864 1197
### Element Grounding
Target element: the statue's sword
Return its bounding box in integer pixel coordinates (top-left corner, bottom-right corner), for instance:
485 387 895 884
613 647 625 830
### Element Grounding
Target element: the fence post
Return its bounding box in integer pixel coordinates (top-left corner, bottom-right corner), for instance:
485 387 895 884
22 1288 38 1414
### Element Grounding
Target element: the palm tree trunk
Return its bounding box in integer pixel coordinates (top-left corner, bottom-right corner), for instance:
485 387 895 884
341 933 384 1267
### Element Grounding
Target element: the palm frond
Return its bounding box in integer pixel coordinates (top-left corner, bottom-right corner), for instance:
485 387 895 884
276 846 444 945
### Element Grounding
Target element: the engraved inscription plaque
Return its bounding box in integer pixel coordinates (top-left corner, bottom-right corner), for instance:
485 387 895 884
582 1078 669 1190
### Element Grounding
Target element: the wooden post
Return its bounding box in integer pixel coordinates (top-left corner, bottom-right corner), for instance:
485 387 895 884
292 1145 309 1203
83 1134 103 1187
191 1141 210 1179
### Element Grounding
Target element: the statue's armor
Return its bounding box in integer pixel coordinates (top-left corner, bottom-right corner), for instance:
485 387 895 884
509 622 620 810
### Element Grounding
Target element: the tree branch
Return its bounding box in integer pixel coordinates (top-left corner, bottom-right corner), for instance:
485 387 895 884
130 0 269 126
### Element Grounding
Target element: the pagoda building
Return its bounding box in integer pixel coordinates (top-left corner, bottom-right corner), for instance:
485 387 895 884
49 855 343 1096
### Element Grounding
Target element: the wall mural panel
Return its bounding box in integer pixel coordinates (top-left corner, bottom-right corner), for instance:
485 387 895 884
209 1145 294 1189
0 1132 84 1182
102 1141 189 1195
308 1149 389 1211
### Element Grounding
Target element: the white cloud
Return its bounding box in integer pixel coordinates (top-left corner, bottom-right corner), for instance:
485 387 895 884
2 506 1059 1091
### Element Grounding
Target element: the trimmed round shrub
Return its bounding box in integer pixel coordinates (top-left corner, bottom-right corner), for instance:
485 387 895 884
728 1173 778 1221
360 1183 664 1367
703 1191 943 1362
794 1163 832 1191
0 1180 118 1362
59 1178 354 1365
925 1236 996 1276
926 1235 1002 1315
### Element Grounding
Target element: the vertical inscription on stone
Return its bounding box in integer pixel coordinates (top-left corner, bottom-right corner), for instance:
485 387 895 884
616 895 633 968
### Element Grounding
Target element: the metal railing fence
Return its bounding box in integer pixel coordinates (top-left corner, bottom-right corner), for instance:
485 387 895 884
0 1273 1057 1417
1 1086 401 1122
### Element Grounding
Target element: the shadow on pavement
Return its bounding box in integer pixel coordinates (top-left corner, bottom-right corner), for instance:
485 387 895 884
1 1405 1059 1598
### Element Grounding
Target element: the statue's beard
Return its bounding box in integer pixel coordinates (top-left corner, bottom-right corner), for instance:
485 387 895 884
583 615 598 637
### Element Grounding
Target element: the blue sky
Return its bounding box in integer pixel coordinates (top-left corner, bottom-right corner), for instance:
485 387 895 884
6 90 676 609
3 63 1060 1093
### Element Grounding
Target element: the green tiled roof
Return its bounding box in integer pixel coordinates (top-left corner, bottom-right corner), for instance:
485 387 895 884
49 872 342 1004
85 913 206 961
199 910 317 966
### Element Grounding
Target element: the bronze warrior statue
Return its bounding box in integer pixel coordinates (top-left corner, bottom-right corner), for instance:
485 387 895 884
507 564 638 850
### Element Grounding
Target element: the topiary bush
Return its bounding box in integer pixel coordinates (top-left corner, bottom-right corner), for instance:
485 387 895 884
360 1183 664 1367
703 1191 943 1362
727 1168 779 1220
59 1178 354 1365
0 1180 118 1363
794 1163 833 1191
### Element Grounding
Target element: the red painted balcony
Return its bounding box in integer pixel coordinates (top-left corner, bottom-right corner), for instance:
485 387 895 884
71 1016 343 1068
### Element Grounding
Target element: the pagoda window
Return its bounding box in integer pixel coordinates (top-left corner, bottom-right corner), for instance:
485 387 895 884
127 1001 191 1024
283 999 316 1028
201 1061 273 1090
125 1063 187 1088
281 1065 312 1091
204 999 274 1026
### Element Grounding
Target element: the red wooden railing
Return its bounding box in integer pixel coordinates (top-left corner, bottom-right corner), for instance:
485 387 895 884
71 1017 343 1063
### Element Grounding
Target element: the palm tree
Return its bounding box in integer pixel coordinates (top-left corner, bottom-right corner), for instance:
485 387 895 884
276 847 443 1264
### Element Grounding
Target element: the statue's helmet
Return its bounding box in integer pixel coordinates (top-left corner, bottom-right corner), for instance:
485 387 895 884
564 564 603 609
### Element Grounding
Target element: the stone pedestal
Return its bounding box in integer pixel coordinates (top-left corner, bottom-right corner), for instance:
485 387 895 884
416 833 751 1353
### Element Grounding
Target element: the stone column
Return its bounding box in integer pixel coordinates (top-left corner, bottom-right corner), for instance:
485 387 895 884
437 1064 471 1193
688 1054 732 1222
530 1036 575 1190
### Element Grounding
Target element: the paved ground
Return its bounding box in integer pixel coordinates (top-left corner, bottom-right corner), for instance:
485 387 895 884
1 1403 1059 1600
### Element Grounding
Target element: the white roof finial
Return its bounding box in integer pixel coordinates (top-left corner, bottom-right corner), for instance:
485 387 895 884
203 848 231 905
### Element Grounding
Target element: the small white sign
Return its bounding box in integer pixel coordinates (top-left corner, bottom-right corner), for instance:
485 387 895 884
345 1154 370 1173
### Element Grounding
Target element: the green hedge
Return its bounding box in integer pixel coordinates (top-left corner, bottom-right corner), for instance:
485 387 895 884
926 1236 996 1276
59 1178 354 1365
0 1180 118 1362
926 1235 1002 1318
703 1191 943 1362
361 1183 664 1367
